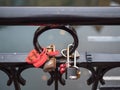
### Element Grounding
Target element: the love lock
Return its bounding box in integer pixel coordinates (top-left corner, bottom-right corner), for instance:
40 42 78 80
43 44 57 72
43 57 56 72
65 44 81 80
26 48 48 68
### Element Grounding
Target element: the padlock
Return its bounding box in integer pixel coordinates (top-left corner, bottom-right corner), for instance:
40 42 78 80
59 64 66 74
65 44 81 80
65 44 75 79
43 57 56 72
26 48 48 68
66 67 78 80
43 44 57 72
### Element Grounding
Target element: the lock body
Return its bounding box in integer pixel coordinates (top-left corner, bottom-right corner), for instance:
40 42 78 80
66 67 78 80
66 67 81 80
43 57 56 72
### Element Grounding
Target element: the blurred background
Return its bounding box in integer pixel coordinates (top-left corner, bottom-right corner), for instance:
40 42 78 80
0 0 120 90
0 0 120 6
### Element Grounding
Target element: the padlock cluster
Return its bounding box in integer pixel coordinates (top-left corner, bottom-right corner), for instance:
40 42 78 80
26 44 59 72
60 44 81 80
26 25 80 80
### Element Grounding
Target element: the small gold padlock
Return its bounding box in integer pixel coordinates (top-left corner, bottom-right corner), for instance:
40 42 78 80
43 44 56 72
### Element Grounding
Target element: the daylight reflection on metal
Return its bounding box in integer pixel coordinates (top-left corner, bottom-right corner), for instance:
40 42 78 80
88 36 120 42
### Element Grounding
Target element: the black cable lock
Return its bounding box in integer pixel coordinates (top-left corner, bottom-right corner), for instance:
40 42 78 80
33 25 79 59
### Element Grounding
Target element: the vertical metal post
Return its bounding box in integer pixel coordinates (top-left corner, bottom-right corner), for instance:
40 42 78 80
92 81 99 90
54 67 58 90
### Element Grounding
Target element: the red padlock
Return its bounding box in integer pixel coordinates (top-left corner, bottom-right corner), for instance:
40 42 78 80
33 52 48 68
60 67 66 74
26 49 39 64
59 64 66 74
26 46 60 68
26 48 48 68
60 64 66 68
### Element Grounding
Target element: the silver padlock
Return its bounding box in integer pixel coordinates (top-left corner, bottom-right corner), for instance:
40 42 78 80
65 44 81 80
66 67 78 80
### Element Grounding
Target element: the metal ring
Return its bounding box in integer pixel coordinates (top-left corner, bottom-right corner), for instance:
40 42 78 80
33 25 79 59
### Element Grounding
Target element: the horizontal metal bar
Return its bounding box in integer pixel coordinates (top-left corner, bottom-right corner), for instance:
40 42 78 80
99 86 120 90
0 53 27 63
88 36 120 42
0 7 120 25
90 53 120 62
103 76 120 81
0 53 120 66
